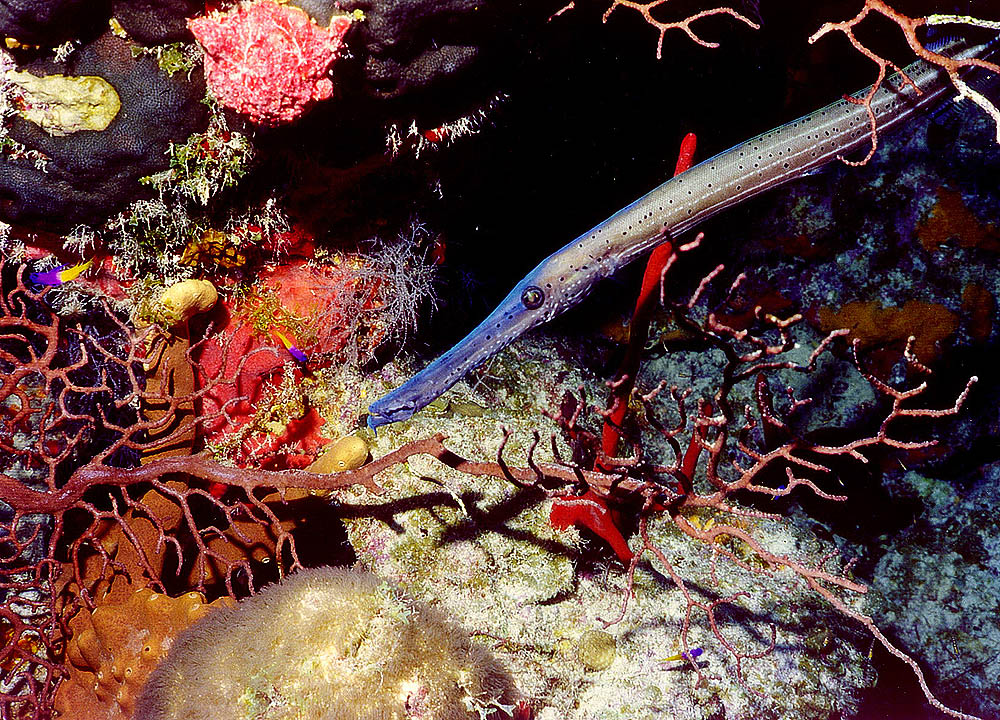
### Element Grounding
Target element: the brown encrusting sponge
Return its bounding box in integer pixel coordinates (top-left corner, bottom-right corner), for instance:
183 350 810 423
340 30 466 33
53 588 234 720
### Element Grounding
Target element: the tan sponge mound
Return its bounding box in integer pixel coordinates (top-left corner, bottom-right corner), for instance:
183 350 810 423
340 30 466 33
133 566 519 720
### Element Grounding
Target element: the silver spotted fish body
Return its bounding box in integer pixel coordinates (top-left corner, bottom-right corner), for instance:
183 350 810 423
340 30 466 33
369 39 995 429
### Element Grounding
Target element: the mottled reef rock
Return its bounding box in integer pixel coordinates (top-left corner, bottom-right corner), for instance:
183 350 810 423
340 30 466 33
872 464 1000 719
0 0 109 45
112 0 200 45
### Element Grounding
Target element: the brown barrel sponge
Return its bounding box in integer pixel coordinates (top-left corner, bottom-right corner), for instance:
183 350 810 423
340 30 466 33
133 566 519 720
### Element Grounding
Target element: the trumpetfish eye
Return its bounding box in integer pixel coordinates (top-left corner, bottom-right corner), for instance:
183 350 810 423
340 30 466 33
521 286 544 309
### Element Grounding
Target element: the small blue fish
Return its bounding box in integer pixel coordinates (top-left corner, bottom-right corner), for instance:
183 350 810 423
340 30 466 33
274 330 308 363
30 258 92 285
661 647 703 663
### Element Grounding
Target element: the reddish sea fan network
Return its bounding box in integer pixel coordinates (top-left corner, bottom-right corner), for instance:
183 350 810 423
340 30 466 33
188 0 353 125
0 257 495 720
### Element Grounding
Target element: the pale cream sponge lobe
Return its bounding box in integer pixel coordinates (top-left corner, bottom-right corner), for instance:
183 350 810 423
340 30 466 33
133 566 519 720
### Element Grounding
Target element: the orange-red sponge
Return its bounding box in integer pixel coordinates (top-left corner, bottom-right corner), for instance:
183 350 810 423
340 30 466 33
188 1 352 125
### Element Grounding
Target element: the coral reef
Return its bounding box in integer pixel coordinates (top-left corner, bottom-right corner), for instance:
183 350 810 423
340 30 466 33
54 588 234 720
0 258 387 717
134 566 519 720
0 3 997 720
699 37 999 379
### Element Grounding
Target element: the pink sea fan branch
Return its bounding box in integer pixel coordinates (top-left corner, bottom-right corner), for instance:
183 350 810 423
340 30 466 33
603 1 759 58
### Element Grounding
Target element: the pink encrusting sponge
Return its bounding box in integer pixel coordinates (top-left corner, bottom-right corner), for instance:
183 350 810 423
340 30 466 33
188 1 353 125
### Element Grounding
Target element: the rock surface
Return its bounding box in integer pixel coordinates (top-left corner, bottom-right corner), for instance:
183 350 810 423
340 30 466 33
113 0 200 45
295 0 558 102
0 0 109 45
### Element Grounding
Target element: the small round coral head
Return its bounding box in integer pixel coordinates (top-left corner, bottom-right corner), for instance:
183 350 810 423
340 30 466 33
660 647 703 663
273 329 308 363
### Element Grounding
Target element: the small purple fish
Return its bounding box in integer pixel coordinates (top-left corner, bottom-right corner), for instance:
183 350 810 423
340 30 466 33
30 258 92 285
661 647 703 663
274 330 308 363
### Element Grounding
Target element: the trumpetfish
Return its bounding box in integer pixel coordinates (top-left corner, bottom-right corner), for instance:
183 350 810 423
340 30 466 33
368 37 998 430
